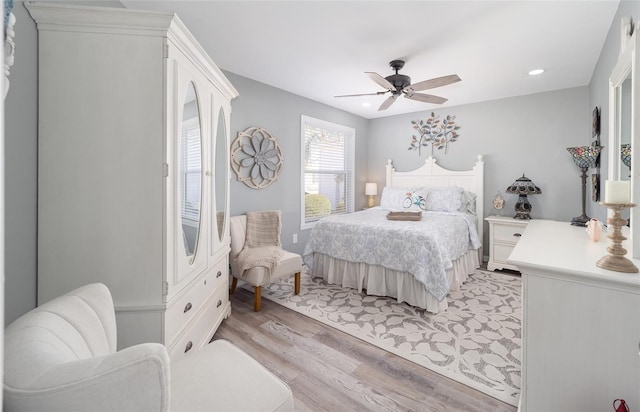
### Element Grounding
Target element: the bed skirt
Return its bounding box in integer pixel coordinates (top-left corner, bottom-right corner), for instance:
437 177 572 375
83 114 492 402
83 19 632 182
309 250 480 313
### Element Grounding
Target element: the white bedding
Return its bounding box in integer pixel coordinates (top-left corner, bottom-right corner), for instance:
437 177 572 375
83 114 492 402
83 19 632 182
302 207 481 301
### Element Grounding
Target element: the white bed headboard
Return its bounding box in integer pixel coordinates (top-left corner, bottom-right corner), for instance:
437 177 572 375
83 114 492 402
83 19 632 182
385 155 485 257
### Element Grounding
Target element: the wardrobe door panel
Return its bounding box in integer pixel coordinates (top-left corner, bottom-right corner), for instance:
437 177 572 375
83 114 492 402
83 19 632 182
168 45 210 292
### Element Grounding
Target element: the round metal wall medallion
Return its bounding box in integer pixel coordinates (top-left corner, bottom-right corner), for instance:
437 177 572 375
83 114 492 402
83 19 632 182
231 127 283 189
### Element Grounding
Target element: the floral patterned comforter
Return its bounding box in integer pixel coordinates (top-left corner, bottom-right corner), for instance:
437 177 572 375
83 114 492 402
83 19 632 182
302 207 481 300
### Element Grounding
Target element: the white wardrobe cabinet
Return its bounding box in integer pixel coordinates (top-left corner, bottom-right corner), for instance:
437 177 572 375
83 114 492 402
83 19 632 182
27 2 238 357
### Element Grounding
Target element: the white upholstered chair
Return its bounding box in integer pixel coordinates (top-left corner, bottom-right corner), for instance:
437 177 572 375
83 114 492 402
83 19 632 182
230 213 303 311
4 283 295 412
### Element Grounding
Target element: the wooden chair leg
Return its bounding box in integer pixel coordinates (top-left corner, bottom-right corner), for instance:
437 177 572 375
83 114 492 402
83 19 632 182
230 277 238 294
294 272 301 295
253 286 262 312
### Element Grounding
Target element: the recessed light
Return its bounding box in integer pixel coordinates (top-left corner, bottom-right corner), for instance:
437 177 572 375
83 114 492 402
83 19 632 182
362 102 371 107
528 69 545 76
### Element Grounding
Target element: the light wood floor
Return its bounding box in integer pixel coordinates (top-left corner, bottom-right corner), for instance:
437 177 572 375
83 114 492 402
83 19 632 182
214 287 517 412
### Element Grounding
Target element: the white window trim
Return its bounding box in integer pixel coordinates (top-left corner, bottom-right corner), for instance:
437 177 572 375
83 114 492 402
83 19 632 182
300 115 355 231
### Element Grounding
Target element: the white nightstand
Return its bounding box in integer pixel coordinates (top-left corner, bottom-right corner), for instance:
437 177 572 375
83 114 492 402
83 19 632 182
485 215 529 271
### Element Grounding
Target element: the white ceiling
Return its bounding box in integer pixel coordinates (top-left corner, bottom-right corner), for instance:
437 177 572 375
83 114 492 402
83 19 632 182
121 1 620 119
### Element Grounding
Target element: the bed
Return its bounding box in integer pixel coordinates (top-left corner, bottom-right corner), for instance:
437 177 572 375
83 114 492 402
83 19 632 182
302 155 484 313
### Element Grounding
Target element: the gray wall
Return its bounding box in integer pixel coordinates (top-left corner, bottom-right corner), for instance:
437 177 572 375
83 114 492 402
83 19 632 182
367 87 591 248
588 0 640 222
224 71 369 255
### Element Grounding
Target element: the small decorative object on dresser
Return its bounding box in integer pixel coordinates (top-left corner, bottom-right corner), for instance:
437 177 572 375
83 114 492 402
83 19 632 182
365 182 378 207
485 215 528 271
567 145 603 226
505 174 542 219
586 218 602 242
492 191 505 214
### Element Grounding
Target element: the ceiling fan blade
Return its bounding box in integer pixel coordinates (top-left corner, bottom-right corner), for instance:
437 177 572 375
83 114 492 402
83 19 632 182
404 74 461 92
378 95 398 111
404 92 448 105
366 72 396 91
334 91 388 98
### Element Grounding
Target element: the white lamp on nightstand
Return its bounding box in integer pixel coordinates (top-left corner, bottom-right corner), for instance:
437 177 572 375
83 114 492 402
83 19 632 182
365 183 378 207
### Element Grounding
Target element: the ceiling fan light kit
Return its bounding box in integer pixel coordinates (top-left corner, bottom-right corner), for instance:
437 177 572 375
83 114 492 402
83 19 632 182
336 60 461 111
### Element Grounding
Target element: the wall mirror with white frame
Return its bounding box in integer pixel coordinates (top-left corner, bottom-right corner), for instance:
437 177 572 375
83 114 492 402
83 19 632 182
609 16 640 258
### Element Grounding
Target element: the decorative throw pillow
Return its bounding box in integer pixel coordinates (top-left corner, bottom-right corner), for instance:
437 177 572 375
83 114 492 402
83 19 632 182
425 187 465 212
401 189 428 211
380 187 422 210
458 190 477 215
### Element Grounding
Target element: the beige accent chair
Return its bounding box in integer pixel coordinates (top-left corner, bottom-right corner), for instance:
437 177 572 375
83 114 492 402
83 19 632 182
4 283 294 412
230 214 303 311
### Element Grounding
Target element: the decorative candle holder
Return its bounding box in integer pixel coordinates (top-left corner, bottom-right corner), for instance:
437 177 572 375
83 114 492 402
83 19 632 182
596 202 638 273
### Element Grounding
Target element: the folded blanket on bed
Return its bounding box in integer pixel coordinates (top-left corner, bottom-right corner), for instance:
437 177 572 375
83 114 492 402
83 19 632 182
236 210 284 283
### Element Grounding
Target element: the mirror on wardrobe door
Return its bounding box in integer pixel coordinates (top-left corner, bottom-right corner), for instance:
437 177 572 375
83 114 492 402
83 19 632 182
180 81 203 260
214 107 228 242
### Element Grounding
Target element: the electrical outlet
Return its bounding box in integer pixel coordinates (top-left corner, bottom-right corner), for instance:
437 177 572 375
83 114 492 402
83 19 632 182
292 233 298 244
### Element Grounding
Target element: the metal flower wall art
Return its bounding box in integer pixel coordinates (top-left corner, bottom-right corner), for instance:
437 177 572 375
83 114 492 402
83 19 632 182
408 112 461 155
231 126 283 189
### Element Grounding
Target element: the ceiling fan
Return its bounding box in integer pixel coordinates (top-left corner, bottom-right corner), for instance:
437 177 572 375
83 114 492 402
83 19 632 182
335 60 461 111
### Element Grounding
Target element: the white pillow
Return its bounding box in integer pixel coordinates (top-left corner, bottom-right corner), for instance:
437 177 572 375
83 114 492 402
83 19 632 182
425 187 465 212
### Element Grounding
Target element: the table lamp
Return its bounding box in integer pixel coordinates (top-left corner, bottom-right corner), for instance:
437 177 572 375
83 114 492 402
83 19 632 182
365 183 378 207
506 174 542 219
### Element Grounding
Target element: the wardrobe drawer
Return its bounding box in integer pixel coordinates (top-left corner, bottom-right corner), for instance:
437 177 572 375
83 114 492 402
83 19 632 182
493 224 525 244
165 266 224 344
168 284 229 360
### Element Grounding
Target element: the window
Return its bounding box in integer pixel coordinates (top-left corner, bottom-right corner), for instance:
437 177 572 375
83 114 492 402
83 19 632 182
301 115 355 229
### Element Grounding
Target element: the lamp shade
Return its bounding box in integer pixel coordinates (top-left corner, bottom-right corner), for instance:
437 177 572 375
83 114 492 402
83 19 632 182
506 175 542 195
365 183 378 196
566 145 602 170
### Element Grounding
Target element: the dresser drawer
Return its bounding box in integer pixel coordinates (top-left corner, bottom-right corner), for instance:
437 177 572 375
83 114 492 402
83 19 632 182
165 261 227 345
493 224 526 243
168 283 230 360
493 243 517 264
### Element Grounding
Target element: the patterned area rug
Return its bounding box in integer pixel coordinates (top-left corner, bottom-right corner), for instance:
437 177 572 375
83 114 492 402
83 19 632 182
256 269 521 406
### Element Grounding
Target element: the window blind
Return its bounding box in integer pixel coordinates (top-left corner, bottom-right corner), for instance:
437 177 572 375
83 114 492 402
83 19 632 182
301 115 355 227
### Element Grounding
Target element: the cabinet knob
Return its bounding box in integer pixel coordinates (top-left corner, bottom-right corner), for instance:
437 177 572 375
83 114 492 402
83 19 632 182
216 271 222 278
513 233 522 237
184 302 192 313
184 341 193 353
217 300 222 308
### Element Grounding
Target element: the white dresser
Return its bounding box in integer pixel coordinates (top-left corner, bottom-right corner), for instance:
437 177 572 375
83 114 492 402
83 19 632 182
485 215 529 271
509 220 640 411
27 3 238 358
